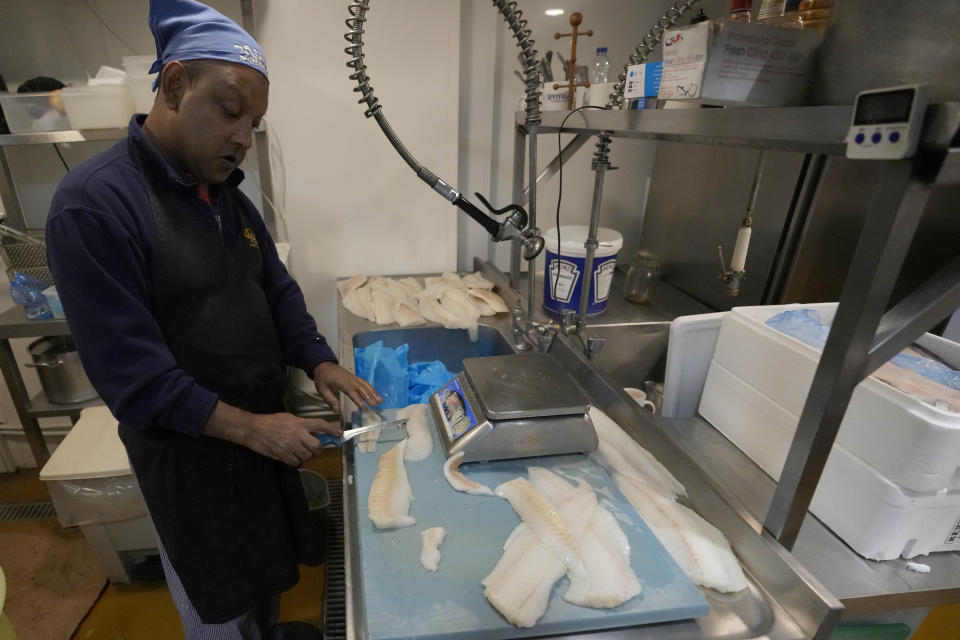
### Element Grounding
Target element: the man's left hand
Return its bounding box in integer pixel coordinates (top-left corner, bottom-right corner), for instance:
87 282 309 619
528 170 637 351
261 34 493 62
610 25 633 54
313 361 382 413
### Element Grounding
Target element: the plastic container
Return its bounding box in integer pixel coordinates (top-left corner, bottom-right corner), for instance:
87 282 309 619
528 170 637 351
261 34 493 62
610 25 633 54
590 47 610 84
127 76 156 114
60 85 134 130
0 91 70 133
41 286 64 319
122 55 155 77
543 226 622 315
622 250 661 304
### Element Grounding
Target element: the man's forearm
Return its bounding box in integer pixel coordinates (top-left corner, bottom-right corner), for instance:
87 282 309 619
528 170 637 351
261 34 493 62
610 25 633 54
202 401 257 447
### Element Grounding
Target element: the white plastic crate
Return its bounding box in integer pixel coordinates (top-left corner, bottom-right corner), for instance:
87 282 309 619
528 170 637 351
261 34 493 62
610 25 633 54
710 303 960 492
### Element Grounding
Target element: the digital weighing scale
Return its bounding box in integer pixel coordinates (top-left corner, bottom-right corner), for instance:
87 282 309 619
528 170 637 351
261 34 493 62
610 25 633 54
429 353 598 463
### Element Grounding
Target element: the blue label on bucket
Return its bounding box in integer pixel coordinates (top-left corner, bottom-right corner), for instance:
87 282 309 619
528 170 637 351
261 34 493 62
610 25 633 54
544 249 618 315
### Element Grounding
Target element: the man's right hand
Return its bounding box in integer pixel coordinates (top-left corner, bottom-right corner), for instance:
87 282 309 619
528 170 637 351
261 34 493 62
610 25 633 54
203 401 344 467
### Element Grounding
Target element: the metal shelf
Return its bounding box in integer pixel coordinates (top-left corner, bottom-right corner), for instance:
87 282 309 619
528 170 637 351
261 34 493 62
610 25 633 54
0 305 69 339
26 391 102 418
522 103 960 156
661 416 960 615
0 129 125 147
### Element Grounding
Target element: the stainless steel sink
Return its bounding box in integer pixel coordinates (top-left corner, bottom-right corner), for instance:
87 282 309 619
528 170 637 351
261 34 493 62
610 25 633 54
351 325 515 373
579 322 670 389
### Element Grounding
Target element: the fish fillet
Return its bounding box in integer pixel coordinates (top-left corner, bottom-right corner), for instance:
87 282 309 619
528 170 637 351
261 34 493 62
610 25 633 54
483 479 597 626
357 407 381 453
442 452 494 496
343 286 376 322
468 288 508 315
462 271 495 290
589 406 686 498
440 289 480 341
494 478 595 598
396 276 423 295
367 440 416 530
336 274 367 298
613 472 747 593
395 302 425 327
398 403 433 461
420 526 446 572
370 289 399 325
527 468 642 608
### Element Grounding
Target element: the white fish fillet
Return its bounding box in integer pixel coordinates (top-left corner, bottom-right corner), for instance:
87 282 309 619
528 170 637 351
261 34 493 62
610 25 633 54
442 452 494 496
395 302 425 327
613 472 748 593
440 289 480 341
481 524 565 627
395 276 423 295
367 440 416 530
528 468 642 608
343 286 376 322
357 407 381 453
589 406 686 498
468 288 508 315
483 478 596 626
494 478 595 598
462 271 495 290
420 526 446 572
370 289 399 325
398 403 433 461
336 274 367 298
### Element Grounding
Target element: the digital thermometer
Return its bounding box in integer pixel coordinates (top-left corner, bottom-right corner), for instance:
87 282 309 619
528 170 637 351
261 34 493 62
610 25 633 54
846 84 929 160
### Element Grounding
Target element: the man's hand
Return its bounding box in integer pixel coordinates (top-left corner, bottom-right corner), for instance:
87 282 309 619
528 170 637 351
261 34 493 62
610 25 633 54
313 361 382 413
204 401 343 467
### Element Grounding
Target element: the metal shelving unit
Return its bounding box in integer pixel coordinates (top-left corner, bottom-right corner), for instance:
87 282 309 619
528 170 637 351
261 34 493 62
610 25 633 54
510 103 960 623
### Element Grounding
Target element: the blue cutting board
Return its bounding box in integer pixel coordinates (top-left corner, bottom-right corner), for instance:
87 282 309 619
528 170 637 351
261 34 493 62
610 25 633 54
351 409 709 640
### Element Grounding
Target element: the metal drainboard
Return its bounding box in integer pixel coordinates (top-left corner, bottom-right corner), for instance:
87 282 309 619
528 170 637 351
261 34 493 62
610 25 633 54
0 501 56 522
323 478 347 640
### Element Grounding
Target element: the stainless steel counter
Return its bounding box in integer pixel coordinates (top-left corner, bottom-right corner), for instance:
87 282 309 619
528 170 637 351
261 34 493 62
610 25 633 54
332 268 843 640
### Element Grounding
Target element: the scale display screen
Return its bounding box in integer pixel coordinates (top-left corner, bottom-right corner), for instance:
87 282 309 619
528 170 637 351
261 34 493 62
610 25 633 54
437 377 479 441
854 88 914 126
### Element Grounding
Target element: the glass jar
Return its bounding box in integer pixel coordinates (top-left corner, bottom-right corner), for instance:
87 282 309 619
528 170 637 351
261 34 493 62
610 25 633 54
623 250 662 304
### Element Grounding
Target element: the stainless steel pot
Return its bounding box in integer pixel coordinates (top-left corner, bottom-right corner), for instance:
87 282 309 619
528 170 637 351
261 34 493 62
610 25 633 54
26 336 99 404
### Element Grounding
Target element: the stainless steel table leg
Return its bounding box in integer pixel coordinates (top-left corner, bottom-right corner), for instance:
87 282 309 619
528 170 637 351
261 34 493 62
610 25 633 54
0 337 49 465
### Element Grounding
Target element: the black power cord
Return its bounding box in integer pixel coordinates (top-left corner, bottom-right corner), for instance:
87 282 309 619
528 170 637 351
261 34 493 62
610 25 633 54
53 144 70 172
552 105 608 305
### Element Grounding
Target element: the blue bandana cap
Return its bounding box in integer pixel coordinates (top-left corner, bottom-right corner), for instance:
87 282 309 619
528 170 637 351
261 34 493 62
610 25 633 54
148 0 268 90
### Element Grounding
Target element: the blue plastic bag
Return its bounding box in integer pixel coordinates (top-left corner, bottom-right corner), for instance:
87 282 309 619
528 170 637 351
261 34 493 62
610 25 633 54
10 272 52 320
765 309 830 349
354 341 409 408
408 360 456 405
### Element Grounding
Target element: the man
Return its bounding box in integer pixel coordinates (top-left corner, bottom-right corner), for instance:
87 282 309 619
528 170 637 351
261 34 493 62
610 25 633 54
46 1 380 637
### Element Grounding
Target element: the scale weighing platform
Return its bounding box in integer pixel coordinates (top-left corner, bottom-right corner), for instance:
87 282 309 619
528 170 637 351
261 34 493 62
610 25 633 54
429 353 599 463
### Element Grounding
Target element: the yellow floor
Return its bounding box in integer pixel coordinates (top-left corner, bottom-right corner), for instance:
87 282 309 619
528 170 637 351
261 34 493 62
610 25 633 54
0 449 341 639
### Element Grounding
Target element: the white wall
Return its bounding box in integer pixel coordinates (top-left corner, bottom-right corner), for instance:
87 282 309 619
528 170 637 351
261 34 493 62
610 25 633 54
254 0 460 343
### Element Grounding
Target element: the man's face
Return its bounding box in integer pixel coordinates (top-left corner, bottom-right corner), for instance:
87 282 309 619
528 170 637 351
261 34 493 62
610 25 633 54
168 62 268 185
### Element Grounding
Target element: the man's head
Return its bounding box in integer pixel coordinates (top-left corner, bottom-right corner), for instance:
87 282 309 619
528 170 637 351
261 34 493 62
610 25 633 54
143 0 269 185
146 59 267 185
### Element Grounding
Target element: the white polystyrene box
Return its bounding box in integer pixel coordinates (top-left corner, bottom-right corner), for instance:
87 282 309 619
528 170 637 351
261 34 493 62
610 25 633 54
700 359 960 560
708 302 960 493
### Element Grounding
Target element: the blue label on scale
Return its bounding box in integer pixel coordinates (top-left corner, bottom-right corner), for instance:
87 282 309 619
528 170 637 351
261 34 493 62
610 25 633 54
437 377 479 441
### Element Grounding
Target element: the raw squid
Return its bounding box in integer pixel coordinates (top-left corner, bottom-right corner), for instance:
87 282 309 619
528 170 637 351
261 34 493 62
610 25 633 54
527 468 642 608
442 452 494 496
420 526 446 572
613 472 748 593
589 406 686 498
367 440 416 530
398 403 433 462
357 407 381 453
462 271 495 290
482 478 596 627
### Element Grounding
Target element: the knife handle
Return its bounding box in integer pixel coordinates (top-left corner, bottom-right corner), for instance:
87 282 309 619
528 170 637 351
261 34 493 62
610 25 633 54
315 433 341 447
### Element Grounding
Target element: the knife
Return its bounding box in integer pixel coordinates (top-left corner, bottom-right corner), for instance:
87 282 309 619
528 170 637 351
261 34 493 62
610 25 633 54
315 418 408 447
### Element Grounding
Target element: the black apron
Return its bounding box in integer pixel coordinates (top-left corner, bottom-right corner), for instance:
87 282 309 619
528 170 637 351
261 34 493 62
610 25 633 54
119 141 323 623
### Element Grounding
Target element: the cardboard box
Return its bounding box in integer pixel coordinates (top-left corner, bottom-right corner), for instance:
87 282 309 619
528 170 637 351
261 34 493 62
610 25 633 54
624 62 663 99
658 20 823 106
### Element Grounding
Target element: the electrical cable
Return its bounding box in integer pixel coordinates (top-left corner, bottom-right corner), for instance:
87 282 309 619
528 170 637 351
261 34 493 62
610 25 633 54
81 0 141 54
53 144 70 172
553 106 607 305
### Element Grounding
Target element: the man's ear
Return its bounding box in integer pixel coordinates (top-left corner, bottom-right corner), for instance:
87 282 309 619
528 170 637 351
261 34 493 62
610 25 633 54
158 61 189 111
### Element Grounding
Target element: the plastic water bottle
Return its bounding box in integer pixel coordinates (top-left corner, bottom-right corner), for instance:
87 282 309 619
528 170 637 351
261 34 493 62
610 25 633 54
590 47 610 84
10 272 52 320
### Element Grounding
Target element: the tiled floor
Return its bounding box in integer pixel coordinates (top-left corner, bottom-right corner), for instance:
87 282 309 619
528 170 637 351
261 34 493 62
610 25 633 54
0 449 340 639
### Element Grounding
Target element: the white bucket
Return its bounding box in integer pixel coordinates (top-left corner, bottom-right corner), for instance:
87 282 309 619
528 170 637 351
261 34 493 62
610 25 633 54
543 226 623 315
